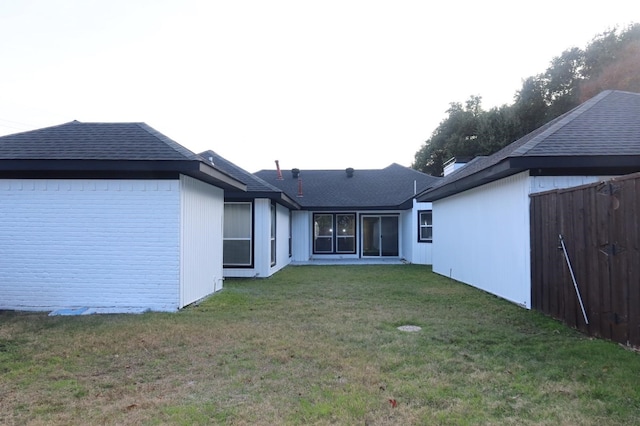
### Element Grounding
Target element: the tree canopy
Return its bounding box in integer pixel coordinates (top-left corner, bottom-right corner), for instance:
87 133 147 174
412 23 640 177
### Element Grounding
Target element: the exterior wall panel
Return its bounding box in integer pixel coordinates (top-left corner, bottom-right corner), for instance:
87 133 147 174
0 179 181 312
433 172 604 309
433 172 532 307
403 200 433 265
180 175 224 307
291 210 311 262
252 199 271 277
270 202 292 275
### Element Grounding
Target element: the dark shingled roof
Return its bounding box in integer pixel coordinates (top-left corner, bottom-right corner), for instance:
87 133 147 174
199 150 300 209
418 90 640 201
0 121 197 160
255 163 440 210
0 121 246 191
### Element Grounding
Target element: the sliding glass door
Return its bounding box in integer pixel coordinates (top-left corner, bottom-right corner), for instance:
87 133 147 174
361 215 399 257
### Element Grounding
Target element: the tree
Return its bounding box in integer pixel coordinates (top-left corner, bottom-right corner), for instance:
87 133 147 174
580 24 640 100
412 23 640 177
412 96 484 176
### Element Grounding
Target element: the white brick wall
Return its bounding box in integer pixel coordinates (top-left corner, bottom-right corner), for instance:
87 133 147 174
0 179 181 312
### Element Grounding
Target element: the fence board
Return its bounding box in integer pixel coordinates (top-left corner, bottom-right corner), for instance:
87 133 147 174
629 179 640 345
531 173 640 348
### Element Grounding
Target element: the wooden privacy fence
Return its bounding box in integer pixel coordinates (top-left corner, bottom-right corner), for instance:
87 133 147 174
530 173 640 347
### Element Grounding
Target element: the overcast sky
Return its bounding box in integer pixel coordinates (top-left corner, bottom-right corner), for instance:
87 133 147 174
1 1 638 172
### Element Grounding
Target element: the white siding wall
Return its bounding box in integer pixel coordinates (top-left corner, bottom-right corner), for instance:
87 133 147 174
433 172 532 307
291 210 311 262
269 203 292 275
529 175 602 194
0 179 181 312
179 175 224 307
253 198 272 277
433 172 604 309
402 200 433 265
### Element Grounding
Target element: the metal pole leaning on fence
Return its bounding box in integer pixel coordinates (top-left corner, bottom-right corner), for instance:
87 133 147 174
559 234 589 325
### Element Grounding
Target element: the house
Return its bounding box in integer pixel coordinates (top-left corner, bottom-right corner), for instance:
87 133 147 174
418 90 640 309
0 121 246 313
200 150 301 278
255 164 440 264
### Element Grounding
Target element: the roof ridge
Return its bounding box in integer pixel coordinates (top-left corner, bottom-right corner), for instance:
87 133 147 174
200 150 285 192
0 120 80 139
511 90 614 157
135 123 197 160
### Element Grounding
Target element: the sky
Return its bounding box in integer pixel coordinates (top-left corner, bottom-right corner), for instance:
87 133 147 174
0 1 638 173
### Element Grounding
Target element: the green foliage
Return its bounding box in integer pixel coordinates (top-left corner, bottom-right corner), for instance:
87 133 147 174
413 23 640 176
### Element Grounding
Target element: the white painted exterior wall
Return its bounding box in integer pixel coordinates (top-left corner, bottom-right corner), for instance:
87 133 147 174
432 171 603 309
291 210 311 262
179 175 225 307
270 202 292 275
0 179 182 312
223 199 292 278
401 200 433 265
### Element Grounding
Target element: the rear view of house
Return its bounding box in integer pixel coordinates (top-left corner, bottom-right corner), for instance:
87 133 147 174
0 121 246 313
256 164 439 264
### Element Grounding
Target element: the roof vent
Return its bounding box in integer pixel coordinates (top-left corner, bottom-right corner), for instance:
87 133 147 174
346 167 354 178
297 177 303 197
292 168 300 179
275 160 284 180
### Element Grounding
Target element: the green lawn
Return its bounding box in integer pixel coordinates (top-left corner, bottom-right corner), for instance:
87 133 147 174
1 265 639 425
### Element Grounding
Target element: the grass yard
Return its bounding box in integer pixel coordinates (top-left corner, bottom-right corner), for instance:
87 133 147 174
1 265 640 425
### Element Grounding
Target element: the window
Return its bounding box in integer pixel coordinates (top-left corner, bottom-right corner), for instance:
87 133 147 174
336 214 355 253
418 210 432 243
224 202 252 266
270 203 276 266
313 214 333 253
313 213 356 254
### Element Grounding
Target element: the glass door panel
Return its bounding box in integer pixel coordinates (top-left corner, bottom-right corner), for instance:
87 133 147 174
381 216 399 256
362 216 380 256
361 215 399 257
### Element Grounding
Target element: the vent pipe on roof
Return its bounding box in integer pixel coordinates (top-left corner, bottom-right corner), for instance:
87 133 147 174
346 167 354 178
297 177 303 197
275 160 284 180
292 168 300 179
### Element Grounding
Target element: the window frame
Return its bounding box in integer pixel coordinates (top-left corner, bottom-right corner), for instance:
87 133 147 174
312 212 357 254
270 202 276 266
223 201 254 268
418 210 433 243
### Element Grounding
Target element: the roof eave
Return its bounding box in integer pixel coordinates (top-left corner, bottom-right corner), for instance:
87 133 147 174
225 190 301 210
418 159 517 201
419 155 640 201
189 161 247 191
0 159 247 191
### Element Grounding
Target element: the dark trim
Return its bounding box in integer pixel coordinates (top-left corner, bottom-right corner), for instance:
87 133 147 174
510 155 640 170
419 155 640 202
270 201 276 267
306 205 412 212
0 159 247 192
224 191 301 210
